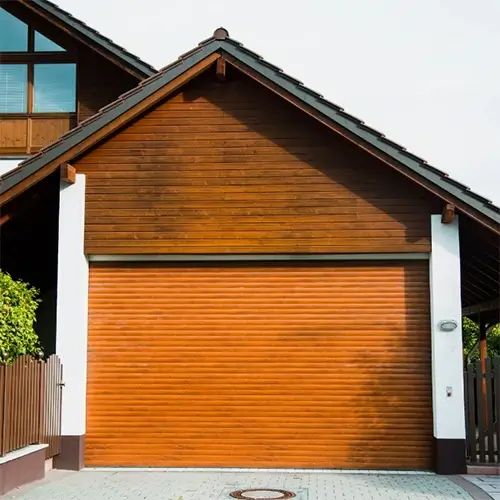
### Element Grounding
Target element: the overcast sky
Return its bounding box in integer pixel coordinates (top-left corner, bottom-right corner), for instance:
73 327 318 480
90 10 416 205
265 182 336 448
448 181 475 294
60 0 500 206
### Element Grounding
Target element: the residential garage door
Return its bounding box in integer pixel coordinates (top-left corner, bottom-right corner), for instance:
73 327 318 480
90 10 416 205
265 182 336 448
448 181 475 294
86 261 432 469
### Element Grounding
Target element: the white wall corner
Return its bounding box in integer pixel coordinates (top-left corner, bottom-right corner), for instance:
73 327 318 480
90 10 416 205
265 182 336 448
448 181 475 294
56 174 88 436
429 214 465 440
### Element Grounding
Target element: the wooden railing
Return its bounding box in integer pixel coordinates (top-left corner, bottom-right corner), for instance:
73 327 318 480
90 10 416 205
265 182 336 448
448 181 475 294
0 355 63 458
465 358 500 464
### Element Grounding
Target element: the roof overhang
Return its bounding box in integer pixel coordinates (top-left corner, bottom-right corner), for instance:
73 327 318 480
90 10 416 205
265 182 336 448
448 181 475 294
0 29 499 235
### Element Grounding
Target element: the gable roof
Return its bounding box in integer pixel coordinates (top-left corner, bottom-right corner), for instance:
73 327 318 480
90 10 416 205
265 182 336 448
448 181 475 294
16 0 156 78
1 27 499 233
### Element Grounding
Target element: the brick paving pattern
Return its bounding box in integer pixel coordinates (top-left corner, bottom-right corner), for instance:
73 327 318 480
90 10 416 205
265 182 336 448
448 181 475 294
3 470 485 500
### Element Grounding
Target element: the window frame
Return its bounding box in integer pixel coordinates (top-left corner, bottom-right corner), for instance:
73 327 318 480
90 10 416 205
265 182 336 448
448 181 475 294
0 8 76 118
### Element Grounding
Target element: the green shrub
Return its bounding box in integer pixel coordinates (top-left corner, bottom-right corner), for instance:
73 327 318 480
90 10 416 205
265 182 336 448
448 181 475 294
0 270 41 363
463 316 500 361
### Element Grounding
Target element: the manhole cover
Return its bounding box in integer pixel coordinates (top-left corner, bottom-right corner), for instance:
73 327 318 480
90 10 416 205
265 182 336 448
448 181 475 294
229 489 296 500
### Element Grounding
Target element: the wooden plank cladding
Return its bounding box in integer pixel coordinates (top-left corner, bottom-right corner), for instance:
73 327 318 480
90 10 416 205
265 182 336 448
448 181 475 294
31 117 75 149
86 261 433 468
78 49 140 123
76 68 439 254
0 119 27 152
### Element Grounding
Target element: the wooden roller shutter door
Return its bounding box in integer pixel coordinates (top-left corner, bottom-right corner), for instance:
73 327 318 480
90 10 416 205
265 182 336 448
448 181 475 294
86 261 432 469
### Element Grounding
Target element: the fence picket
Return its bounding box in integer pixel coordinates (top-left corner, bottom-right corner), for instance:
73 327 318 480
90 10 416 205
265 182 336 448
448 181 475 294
466 362 477 462
0 355 63 458
486 358 495 462
476 359 486 463
495 358 500 464
0 365 5 456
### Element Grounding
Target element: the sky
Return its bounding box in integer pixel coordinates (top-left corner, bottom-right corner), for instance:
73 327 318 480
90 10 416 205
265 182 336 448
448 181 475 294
60 0 500 206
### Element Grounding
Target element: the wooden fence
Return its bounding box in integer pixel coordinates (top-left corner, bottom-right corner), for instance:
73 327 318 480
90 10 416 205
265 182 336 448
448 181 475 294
0 355 63 459
465 357 500 464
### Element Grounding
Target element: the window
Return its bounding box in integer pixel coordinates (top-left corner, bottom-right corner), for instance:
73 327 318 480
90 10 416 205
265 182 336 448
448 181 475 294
34 32 65 52
0 7 75 116
0 8 28 52
34 64 76 112
0 65 27 113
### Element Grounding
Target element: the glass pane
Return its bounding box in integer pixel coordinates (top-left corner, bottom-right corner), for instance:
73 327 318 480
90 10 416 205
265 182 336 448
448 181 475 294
0 8 28 52
34 31 66 52
0 65 27 113
34 64 76 113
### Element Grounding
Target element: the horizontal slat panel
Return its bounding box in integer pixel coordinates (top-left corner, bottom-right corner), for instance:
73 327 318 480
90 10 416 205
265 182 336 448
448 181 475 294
86 261 432 469
77 71 436 254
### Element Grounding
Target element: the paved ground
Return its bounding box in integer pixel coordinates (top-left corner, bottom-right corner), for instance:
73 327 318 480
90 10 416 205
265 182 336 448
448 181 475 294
3 470 491 500
465 476 500 499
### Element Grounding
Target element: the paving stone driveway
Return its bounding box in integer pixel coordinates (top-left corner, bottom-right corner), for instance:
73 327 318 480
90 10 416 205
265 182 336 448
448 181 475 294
3 470 489 500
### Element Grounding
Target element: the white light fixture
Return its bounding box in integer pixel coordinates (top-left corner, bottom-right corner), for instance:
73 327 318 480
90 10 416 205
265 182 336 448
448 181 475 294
439 320 458 332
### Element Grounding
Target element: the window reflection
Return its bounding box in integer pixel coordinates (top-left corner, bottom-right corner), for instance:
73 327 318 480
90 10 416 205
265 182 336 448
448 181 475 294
0 8 28 52
34 32 66 52
34 64 76 113
0 65 27 113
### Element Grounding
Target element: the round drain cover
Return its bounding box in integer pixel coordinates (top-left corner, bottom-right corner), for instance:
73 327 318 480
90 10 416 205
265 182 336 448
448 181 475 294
230 489 296 500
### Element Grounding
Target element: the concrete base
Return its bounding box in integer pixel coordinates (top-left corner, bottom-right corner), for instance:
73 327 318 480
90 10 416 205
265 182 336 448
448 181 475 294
54 435 85 471
435 438 467 474
0 445 48 495
467 465 500 475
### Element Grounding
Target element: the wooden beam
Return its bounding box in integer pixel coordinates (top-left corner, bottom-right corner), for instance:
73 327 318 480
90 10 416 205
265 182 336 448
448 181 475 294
441 203 455 224
60 163 76 184
0 191 44 228
463 298 500 316
0 212 13 227
216 58 226 81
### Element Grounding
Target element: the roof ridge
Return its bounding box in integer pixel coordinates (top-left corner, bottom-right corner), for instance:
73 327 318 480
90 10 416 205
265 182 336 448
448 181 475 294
1 27 498 227
216 33 499 217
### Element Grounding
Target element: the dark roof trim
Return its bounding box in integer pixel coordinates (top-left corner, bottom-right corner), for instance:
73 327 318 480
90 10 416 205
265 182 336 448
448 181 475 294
20 0 156 78
1 28 499 229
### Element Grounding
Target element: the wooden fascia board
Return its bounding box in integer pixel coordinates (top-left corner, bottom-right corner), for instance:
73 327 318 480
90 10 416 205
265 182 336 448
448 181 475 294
0 52 220 207
16 0 147 79
222 54 500 236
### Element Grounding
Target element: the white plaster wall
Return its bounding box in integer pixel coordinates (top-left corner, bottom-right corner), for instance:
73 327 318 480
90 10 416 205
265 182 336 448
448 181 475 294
56 174 89 436
429 215 466 439
0 158 24 176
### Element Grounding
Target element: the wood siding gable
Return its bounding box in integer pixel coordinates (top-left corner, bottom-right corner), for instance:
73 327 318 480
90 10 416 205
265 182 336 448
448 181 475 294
77 69 439 255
